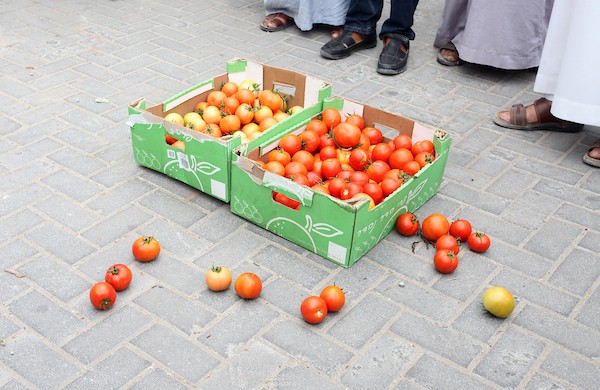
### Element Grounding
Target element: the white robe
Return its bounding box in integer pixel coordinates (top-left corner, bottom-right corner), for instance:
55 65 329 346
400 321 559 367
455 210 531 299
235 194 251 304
434 0 554 70
264 0 350 32
534 0 600 126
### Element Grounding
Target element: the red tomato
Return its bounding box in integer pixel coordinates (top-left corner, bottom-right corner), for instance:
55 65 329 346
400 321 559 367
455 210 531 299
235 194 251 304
388 148 414 169
468 232 491 253
319 134 335 149
319 145 338 161
268 148 291 166
306 171 323 187
362 182 384 204
320 285 345 312
333 122 361 148
402 160 421 176
371 143 393 163
449 220 472 242
411 140 435 156
393 134 412 150
327 177 346 198
291 174 309 186
279 134 302 156
321 108 342 129
414 151 435 168
396 212 419 236
264 161 286 176
235 272 262 299
321 158 342 179
349 171 370 186
299 130 320 153
345 114 365 130
132 236 160 262
421 214 450 242
291 150 315 171
105 264 132 292
339 182 363 200
435 234 460 254
300 296 328 324
306 119 329 136
381 178 402 197
362 127 383 145
433 250 458 274
274 192 300 210
365 160 390 183
205 265 232 292
90 282 117 310
349 148 371 171
284 161 308 178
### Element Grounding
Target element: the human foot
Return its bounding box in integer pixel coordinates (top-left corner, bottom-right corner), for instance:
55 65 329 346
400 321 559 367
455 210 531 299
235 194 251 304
437 42 460 66
493 98 583 132
260 13 293 32
377 33 409 75
583 139 600 168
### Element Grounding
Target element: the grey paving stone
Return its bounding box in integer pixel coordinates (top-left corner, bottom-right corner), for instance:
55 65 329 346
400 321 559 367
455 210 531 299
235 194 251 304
263 320 353 375
524 218 583 262
244 223 309 255
367 239 435 285
25 223 96 265
391 312 481 368
91 159 145 189
86 178 155 215
260 277 311 319
515 157 584 186
63 306 151 364
341 332 417 389
514 305 600 358
376 275 462 323
268 364 346 390
16 256 88 302
548 248 600 296
46 146 107 177
138 189 207 229
0 333 79 389
134 285 214 335
0 160 57 193
191 205 248 243
249 245 330 291
0 312 21 340
492 271 578 316
554 203 600 235
524 373 572 390
539 348 600 390
200 300 279 357
533 178 600 211
406 354 494 390
137 254 203 295
194 229 267 269
576 286 600 332
0 239 37 270
0 274 29 304
130 323 220 383
0 209 44 245
197 341 288 389
0 183 51 217
33 194 100 233
41 169 104 203
63 347 150 390
439 182 510 216
8 290 86 344
134 218 211 261
487 168 539 200
80 206 152 247
474 327 546 388
578 230 600 253
328 293 399 349
451 299 505 343
322 257 387 305
128 368 188 390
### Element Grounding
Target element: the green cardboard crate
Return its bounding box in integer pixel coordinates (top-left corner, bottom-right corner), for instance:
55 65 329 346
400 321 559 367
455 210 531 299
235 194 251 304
230 97 452 267
127 58 331 202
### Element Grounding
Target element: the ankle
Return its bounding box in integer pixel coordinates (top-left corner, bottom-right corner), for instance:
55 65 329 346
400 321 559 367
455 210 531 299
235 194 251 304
351 32 363 43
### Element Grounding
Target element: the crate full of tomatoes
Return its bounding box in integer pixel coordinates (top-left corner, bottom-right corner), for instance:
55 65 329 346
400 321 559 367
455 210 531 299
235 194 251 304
127 58 331 202
230 97 451 267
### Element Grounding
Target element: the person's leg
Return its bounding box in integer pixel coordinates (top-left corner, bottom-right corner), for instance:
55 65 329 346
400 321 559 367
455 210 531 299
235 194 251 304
377 0 419 75
320 0 381 60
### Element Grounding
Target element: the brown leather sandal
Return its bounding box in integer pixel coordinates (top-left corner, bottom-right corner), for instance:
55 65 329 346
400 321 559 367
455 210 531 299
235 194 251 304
260 13 294 32
437 42 461 66
583 138 600 168
494 97 583 132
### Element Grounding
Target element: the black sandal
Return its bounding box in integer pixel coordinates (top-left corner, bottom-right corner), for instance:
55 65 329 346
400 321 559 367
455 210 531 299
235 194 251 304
320 30 377 60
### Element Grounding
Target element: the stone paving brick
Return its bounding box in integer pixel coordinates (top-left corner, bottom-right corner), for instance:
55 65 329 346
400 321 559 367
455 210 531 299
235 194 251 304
130 323 220 383
197 341 288 389
451 299 505 344
514 305 600 358
134 286 214 336
376 275 462 323
474 327 546 388
8 290 86 344
0 183 50 220
0 312 21 339
267 364 346 390
515 157 584 186
64 306 151 364
86 178 155 215
128 368 188 390
63 347 150 390
260 277 311 319
194 229 268 269
200 300 279 357
524 373 573 390
250 245 330 291
548 248 600 296
0 239 37 270
0 333 80 389
492 271 579 316
533 178 600 211
575 286 600 332
341 332 417 389
41 169 104 203
138 189 207 229
0 160 57 193
539 347 600 390
244 223 309 255
263 320 354 375
439 181 510 216
0 274 29 304
500 192 563 231
406 354 494 390
367 239 435 285
524 218 583 262
0 209 44 245
16 256 89 302
33 194 100 233
487 168 539 200
391 312 481 368
554 203 600 232
139 255 204 295
25 223 96 265
1 139 64 170
322 257 387 305
328 293 399 349
81 206 153 247
191 205 248 243
432 252 498 302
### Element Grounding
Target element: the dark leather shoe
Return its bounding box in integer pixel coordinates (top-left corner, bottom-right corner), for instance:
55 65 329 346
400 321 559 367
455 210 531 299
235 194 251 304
377 33 410 75
320 30 377 60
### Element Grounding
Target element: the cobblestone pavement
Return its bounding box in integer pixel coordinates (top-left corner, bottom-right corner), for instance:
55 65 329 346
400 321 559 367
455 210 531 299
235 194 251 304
1 0 600 389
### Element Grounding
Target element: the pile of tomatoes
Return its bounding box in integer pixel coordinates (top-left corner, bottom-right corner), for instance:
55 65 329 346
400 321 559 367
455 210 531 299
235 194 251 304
396 212 491 274
259 108 436 209
162 80 303 150
300 285 346 325
205 265 263 300
89 236 161 311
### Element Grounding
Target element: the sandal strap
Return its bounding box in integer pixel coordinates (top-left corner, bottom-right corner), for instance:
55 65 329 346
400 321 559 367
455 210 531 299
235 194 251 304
337 30 358 48
533 98 559 124
509 104 526 126
263 13 290 28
